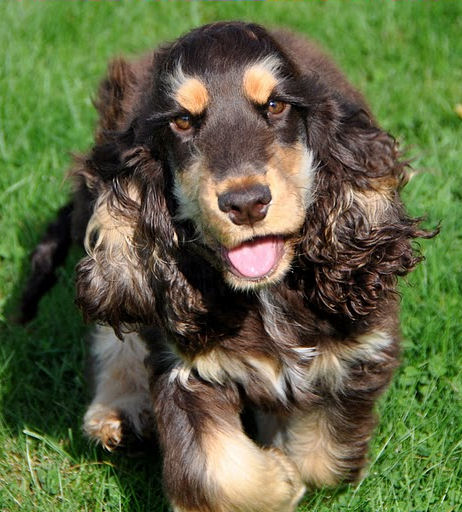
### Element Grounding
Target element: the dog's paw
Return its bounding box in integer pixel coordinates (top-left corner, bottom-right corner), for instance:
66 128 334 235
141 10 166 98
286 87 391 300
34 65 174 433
84 401 156 453
267 448 306 511
83 403 124 451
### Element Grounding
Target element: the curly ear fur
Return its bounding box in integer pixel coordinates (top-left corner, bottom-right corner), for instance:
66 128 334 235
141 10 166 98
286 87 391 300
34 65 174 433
74 173 156 335
69 56 141 244
72 57 160 334
130 148 209 340
300 96 435 321
75 140 207 338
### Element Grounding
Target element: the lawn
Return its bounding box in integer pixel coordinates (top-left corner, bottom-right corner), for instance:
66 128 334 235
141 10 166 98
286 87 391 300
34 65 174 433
0 1 461 511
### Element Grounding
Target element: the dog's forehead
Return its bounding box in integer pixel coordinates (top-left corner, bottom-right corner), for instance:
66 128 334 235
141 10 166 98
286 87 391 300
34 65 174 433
169 55 283 115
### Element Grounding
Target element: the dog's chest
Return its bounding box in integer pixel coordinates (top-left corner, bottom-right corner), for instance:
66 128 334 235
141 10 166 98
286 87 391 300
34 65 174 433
190 342 391 412
176 293 394 406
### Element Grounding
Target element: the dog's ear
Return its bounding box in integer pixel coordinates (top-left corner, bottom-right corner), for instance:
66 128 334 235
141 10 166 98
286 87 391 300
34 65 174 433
74 136 179 329
75 145 207 338
70 56 156 332
74 163 158 335
301 95 435 321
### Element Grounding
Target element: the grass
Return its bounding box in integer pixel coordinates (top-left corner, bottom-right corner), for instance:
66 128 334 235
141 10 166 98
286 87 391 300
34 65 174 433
0 1 461 511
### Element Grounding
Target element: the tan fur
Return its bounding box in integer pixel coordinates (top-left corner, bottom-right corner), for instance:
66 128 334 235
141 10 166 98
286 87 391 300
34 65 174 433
281 408 347 487
353 188 392 226
179 348 287 400
175 77 209 115
173 143 315 289
175 331 390 406
173 160 203 227
323 186 356 246
85 185 140 262
200 426 305 511
82 185 152 307
293 330 393 393
83 326 153 450
243 59 280 104
259 293 393 395
315 331 394 391
188 142 313 249
214 174 268 195
327 185 392 244
165 360 306 512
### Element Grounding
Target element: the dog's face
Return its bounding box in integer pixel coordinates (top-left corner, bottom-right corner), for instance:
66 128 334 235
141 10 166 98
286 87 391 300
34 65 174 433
146 24 316 290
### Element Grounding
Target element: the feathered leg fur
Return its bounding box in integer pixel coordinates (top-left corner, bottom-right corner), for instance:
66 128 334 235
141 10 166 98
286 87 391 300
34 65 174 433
83 326 154 450
153 369 305 512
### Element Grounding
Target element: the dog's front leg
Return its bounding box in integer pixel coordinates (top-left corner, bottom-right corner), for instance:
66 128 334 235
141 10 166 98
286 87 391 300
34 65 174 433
280 398 378 489
153 369 305 512
83 326 154 450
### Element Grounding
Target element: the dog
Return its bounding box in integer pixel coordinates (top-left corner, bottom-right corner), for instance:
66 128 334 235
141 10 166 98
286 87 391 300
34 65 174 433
21 21 435 511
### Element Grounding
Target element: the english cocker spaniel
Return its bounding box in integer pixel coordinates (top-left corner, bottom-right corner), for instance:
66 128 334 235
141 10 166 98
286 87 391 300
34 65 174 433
22 21 435 512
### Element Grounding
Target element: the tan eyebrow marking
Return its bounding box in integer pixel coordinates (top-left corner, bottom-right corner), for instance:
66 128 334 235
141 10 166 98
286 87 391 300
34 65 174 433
175 77 209 115
243 64 279 105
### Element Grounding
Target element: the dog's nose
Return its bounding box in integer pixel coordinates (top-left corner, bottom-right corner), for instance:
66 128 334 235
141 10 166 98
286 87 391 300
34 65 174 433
218 184 272 226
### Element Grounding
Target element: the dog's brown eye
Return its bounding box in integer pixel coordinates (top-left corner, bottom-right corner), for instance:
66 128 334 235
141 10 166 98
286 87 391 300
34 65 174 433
267 100 287 116
172 114 192 132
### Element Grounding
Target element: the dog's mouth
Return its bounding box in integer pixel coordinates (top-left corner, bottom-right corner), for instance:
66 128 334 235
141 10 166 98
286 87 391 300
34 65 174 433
222 235 286 281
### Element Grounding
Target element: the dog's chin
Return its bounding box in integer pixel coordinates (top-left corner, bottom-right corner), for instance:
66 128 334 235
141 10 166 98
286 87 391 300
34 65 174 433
220 235 295 291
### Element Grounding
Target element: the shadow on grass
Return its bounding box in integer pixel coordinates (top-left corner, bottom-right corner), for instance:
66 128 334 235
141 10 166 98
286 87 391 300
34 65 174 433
1 211 168 511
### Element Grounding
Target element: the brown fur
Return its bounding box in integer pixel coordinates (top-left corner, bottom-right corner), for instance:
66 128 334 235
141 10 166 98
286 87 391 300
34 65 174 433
22 21 436 512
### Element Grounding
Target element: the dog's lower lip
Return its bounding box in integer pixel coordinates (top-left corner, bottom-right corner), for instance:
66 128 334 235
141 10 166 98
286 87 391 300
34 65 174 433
222 235 286 280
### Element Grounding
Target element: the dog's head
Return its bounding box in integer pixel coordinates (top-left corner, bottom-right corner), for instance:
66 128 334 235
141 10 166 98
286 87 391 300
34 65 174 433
139 22 319 290
75 22 433 333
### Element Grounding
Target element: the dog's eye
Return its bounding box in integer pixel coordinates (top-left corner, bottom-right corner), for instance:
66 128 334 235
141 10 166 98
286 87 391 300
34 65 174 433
171 114 193 132
267 100 287 116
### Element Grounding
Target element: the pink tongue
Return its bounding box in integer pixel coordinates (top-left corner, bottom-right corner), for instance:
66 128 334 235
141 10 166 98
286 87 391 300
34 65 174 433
226 236 283 278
